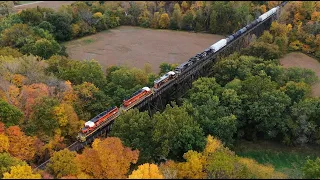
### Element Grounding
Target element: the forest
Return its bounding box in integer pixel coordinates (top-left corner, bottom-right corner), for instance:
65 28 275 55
0 1 319 179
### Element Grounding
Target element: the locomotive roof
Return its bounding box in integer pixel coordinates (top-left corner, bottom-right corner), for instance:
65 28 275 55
154 71 175 84
123 88 144 101
90 106 116 123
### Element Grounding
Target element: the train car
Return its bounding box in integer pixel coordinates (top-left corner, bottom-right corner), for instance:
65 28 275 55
210 39 227 53
226 35 234 43
154 71 176 89
123 87 152 107
175 61 192 74
81 106 119 134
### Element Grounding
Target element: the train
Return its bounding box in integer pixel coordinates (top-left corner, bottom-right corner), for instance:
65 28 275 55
76 1 287 142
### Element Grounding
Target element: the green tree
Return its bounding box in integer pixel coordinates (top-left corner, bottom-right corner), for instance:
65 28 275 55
47 12 72 41
0 99 23 127
1 23 34 48
28 97 60 139
170 3 182 30
29 38 61 59
280 81 311 104
110 109 155 163
46 149 79 178
303 158 320 179
152 104 206 161
181 10 194 30
0 153 27 178
241 41 282 60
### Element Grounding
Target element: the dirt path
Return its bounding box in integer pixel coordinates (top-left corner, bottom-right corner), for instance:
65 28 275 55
280 52 320 97
14 1 75 12
65 26 224 73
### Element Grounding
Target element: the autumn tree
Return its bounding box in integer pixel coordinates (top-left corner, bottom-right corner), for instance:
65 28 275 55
129 163 164 179
3 165 41 179
159 13 170 29
170 3 182 29
6 126 37 161
0 153 27 178
0 134 9 153
177 150 206 179
46 149 79 178
76 137 139 179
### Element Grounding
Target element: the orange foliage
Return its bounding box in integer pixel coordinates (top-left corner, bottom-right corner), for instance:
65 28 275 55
8 85 20 107
311 11 320 22
11 74 26 88
62 81 78 103
19 83 49 118
260 5 267 13
0 122 5 134
159 160 179 179
76 137 139 179
6 126 37 161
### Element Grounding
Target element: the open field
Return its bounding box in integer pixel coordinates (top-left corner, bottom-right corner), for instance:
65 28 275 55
64 26 224 73
280 52 320 97
235 140 320 178
14 1 75 12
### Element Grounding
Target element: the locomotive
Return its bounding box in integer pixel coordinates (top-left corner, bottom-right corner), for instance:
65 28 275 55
76 1 287 142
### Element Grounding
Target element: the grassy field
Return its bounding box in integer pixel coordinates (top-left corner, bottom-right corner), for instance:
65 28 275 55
17 1 38 5
235 140 320 178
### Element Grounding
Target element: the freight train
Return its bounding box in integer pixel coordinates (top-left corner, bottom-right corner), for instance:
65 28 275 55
76 1 287 142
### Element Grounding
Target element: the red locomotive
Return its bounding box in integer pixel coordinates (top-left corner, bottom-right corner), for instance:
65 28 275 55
81 106 119 134
153 71 176 89
123 87 152 107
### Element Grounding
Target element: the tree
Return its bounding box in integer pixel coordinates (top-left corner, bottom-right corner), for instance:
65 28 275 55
159 13 170 29
241 41 282 60
152 104 206 161
303 158 320 179
177 150 206 179
76 137 139 179
1 24 34 48
0 1 14 17
0 47 23 58
0 99 23 127
170 3 182 29
28 97 60 139
280 81 311 103
110 109 155 163
3 165 41 179
0 153 27 178
46 149 79 178
6 126 37 161
47 13 72 41
128 163 164 179
29 38 61 59
0 134 9 153
181 10 194 30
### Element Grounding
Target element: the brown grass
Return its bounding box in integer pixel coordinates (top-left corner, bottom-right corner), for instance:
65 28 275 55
64 26 224 73
280 52 320 97
14 1 75 12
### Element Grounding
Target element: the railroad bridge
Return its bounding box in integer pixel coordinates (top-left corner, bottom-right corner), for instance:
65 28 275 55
36 4 286 170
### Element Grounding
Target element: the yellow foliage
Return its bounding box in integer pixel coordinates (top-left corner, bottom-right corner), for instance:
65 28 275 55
260 5 267 13
203 135 223 156
177 150 206 179
11 74 26 88
71 23 81 38
53 105 68 127
238 157 287 179
287 24 292 32
289 40 303 51
93 12 103 18
3 165 41 179
129 163 164 179
158 13 170 29
0 134 9 152
8 85 20 107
